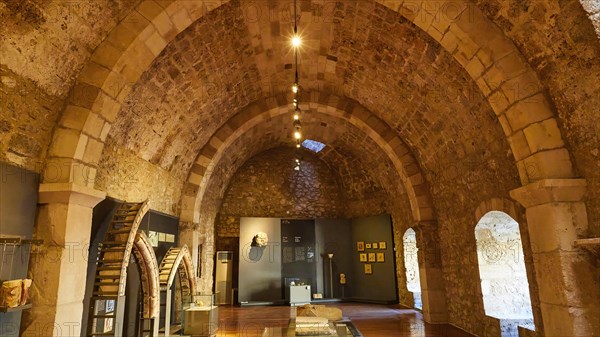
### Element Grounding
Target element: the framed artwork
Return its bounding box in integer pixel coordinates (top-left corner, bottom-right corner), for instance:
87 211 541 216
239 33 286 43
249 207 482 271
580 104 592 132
368 253 376 262
377 252 385 262
372 242 379 249
357 241 365 251
364 264 372 274
366 243 372 249
359 253 367 262
148 231 158 247
379 241 387 249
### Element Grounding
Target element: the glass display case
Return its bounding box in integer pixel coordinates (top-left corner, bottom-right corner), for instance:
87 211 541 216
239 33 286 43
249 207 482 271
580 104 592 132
181 293 218 336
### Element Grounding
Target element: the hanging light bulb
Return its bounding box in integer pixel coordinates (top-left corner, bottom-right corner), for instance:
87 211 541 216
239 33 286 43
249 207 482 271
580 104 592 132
292 83 299 93
293 113 300 120
294 131 302 139
296 143 301 148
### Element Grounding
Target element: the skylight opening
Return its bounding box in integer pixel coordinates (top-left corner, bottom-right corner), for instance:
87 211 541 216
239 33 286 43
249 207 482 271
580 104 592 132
302 139 326 153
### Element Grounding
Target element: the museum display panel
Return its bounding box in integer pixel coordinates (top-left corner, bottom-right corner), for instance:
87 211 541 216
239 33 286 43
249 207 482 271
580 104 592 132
237 216 397 306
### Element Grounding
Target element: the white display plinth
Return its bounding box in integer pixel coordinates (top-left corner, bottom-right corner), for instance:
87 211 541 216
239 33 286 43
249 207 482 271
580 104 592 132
290 285 311 306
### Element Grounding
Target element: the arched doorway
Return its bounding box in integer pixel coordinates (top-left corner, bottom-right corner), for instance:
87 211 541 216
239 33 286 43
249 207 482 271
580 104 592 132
474 211 534 330
158 245 196 336
403 228 422 309
86 201 161 337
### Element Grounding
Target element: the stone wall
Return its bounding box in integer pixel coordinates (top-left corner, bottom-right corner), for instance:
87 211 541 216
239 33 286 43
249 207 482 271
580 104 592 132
95 139 183 215
216 147 344 238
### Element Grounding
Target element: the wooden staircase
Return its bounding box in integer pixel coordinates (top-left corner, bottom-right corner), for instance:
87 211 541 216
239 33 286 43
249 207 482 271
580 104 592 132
86 201 148 337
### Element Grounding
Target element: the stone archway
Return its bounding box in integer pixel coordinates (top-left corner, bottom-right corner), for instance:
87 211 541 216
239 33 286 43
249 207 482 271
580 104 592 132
158 245 196 336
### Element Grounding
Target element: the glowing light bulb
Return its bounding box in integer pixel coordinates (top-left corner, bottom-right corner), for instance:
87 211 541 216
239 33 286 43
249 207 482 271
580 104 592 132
292 83 299 93
292 36 301 47
293 114 299 120
296 143 301 148
294 131 302 139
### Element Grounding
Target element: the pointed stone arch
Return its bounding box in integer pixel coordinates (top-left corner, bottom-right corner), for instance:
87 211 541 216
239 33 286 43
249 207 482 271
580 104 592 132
158 245 196 336
180 94 435 225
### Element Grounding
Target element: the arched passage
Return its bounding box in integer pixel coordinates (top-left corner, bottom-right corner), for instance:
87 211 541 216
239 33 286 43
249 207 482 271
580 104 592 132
158 245 196 336
86 201 161 337
403 228 422 310
475 211 534 330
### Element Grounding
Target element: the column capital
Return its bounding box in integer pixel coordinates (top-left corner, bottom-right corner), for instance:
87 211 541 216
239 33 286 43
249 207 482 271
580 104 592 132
38 182 106 207
510 178 587 208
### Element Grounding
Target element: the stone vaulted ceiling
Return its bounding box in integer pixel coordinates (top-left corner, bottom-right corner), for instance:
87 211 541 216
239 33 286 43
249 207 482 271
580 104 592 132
107 0 516 198
0 0 598 229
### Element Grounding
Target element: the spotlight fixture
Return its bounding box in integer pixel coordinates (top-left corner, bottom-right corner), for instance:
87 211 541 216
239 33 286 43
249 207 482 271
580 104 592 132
292 36 301 48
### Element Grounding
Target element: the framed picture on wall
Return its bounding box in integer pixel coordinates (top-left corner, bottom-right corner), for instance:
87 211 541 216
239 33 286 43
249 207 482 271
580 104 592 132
368 253 376 262
364 264 372 274
357 241 365 251
359 253 367 262
366 243 372 249
379 241 387 249
372 242 379 249
377 252 385 262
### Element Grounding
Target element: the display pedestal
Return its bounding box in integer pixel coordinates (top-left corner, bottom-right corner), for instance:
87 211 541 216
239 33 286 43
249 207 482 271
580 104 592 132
290 285 311 306
183 305 218 336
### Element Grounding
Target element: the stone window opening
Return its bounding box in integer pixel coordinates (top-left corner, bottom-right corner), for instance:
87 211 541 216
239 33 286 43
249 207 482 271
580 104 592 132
302 139 326 153
474 211 535 333
403 228 422 309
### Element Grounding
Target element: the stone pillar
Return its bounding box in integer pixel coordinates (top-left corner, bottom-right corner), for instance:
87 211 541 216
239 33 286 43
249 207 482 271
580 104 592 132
510 179 599 337
415 222 448 323
21 183 105 337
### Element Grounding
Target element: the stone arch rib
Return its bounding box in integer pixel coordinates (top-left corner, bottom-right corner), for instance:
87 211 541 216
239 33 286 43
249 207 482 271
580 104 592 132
47 0 577 197
180 94 435 224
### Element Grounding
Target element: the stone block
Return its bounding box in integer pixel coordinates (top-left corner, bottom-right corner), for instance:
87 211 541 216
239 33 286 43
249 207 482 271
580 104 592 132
523 118 565 152
102 70 127 99
91 42 124 69
152 11 177 41
505 93 554 132
82 112 104 139
519 149 574 181
92 92 122 123
170 8 192 32
106 23 139 51
439 30 459 54
60 105 90 130
83 138 105 164
501 71 542 105
465 56 485 78
79 62 110 88
507 131 531 161
100 122 111 142
49 128 83 159
137 0 164 22
488 90 510 115
526 203 583 253
145 30 168 56
497 114 512 136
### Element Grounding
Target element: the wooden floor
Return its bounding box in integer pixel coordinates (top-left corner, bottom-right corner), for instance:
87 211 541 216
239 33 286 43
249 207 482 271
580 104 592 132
215 303 472 337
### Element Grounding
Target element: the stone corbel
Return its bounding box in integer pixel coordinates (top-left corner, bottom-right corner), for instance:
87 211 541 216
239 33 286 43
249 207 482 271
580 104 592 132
38 182 106 207
509 178 587 208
